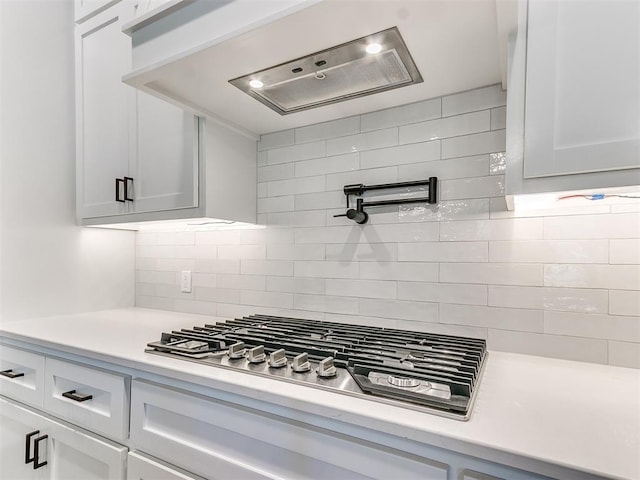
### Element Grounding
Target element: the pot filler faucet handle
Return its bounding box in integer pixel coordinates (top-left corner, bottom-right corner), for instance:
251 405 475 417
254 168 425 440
316 357 337 378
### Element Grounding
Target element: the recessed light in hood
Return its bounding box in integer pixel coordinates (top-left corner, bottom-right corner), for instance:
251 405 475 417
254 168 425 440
229 27 422 115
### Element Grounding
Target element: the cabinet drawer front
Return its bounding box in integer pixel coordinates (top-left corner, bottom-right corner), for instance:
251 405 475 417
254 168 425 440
127 451 205 480
0 345 45 407
44 358 130 441
130 379 448 480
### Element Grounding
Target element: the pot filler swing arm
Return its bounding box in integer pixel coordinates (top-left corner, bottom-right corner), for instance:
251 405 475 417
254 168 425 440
334 177 438 224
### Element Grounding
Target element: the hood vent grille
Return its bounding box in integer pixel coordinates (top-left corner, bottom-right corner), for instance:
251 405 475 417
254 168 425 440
229 27 422 115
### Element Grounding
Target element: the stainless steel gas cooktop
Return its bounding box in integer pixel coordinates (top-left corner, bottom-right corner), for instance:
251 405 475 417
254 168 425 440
146 314 488 420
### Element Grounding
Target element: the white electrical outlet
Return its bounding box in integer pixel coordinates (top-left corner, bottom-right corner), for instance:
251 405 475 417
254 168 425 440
180 270 192 293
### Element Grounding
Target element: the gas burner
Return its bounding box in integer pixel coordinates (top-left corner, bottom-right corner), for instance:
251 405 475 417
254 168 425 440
145 314 487 420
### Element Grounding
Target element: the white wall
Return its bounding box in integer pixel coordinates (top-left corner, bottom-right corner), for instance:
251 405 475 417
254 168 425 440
0 0 135 322
136 85 640 369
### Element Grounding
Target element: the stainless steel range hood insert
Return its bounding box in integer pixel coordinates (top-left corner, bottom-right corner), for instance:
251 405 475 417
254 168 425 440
229 27 423 115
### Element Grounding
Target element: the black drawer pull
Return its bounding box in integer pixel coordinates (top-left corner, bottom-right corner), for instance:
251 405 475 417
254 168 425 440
115 178 125 202
33 434 48 469
62 389 93 402
0 369 24 379
25 430 40 464
124 176 134 201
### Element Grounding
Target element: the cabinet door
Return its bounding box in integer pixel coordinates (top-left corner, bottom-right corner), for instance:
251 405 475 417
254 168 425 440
76 2 135 219
524 0 639 178
0 396 127 480
0 399 47 480
128 92 198 214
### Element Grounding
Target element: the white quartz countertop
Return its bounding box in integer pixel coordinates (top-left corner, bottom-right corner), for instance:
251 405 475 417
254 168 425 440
1 308 639 480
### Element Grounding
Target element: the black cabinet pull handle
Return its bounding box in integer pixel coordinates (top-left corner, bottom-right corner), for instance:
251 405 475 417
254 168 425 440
25 430 39 464
62 389 93 402
33 434 48 469
0 369 24 379
115 178 125 202
124 176 134 201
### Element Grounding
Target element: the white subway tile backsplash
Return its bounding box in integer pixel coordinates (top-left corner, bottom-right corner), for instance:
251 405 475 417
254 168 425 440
489 285 608 313
399 199 491 223
294 261 359 279
398 155 489 182
240 290 294 309
326 279 396 299
361 97 441 132
609 290 640 316
440 303 544 332
359 262 438 282
266 176 325 196
294 190 344 211
544 264 640 290
398 281 487 305
257 196 294 213
267 244 325 261
440 218 543 241
257 163 295 182
136 85 640 368
399 110 490 145
358 298 438 322
218 245 265 260
216 274 266 291
195 259 240 274
439 175 504 200
609 239 640 264
258 129 294 151
608 341 640 368
441 263 543 286
267 276 325 295
195 287 240 304
360 141 440 169
544 311 640 342
326 128 398 156
325 166 398 192
490 107 507 130
544 213 640 239
294 294 358 315
240 260 293 277
487 329 608 364
295 116 360 143
295 153 359 177
489 240 609 264
442 84 506 117
267 140 325 165
266 211 326 227
442 129 506 159
325 243 397 262
398 242 488 262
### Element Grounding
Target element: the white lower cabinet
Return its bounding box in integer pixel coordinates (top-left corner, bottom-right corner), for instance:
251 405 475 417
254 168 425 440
130 379 449 480
127 451 204 480
0 396 127 480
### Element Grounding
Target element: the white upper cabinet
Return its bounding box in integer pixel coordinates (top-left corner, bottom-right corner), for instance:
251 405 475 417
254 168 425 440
75 1 204 225
506 0 640 196
76 2 132 219
74 0 121 23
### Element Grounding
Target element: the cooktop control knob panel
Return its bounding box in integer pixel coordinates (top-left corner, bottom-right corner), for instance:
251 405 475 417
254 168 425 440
246 345 266 364
291 352 311 373
268 348 287 368
316 356 337 378
228 342 246 359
